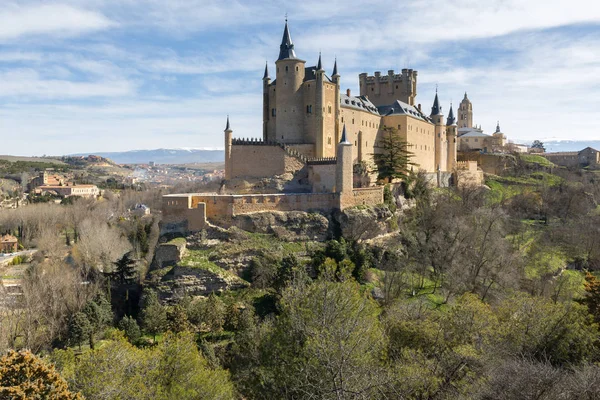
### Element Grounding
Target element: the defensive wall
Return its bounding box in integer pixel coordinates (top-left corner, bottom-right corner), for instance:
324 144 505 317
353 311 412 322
162 187 384 233
229 139 306 179
454 161 484 187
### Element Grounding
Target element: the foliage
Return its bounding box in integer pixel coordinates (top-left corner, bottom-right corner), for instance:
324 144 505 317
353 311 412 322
118 315 141 343
52 331 236 400
109 251 137 285
372 125 415 181
0 349 82 399
140 289 167 340
531 140 546 151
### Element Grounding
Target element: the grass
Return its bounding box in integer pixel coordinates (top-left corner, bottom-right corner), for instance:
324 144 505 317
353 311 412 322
166 237 187 246
520 154 556 168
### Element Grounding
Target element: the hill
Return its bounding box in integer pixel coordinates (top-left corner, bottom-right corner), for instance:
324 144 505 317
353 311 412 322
70 148 224 165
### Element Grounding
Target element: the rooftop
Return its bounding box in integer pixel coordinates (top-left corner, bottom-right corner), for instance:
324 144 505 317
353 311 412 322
377 100 430 122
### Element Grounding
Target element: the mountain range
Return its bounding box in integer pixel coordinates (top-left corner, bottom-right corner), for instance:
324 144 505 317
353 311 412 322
535 140 600 153
70 148 224 165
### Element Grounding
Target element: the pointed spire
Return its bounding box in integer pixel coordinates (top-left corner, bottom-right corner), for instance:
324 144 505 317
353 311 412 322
225 115 231 132
278 20 297 60
496 121 501 133
431 91 442 116
317 52 323 71
332 58 339 77
446 103 456 126
263 62 269 80
340 124 350 144
464 92 468 100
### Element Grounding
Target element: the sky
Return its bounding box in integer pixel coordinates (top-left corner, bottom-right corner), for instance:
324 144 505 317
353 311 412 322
0 0 599 156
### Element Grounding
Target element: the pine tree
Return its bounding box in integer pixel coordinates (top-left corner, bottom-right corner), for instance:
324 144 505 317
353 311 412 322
141 290 167 341
111 251 137 285
372 125 415 182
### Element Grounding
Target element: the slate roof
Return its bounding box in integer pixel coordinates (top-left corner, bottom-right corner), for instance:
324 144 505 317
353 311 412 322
377 100 430 122
340 94 380 115
278 22 297 60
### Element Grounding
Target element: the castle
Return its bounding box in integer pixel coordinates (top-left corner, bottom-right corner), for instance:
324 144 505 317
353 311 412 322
162 21 480 232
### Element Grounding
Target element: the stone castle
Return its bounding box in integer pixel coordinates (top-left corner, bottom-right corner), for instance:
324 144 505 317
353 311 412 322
162 21 480 232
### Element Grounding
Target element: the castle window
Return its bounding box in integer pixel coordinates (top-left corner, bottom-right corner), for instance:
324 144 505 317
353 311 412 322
296 66 298 71
371 87 374 91
285 66 288 72
328 137 332 145
352 118 355 124
396 85 398 89
397 124 401 129
307 105 313 114
328 105 332 114
355 141 357 146
272 108 276 117
341 117 344 123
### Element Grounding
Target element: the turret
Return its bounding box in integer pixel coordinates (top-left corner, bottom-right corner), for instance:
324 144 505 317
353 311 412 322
224 116 233 180
315 53 325 157
430 90 447 172
262 62 271 141
336 125 353 208
446 104 457 171
332 59 341 143
275 20 306 143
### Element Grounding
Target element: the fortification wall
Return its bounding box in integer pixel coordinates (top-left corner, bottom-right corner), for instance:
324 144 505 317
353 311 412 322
342 187 384 209
308 162 337 193
229 143 305 179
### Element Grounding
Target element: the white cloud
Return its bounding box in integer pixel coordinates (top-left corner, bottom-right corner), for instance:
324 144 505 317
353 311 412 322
0 3 114 41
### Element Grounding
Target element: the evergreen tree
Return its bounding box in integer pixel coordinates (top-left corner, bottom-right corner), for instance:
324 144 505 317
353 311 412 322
372 125 415 181
118 315 141 343
140 290 167 341
67 312 92 350
82 296 113 349
531 140 546 152
110 251 137 285
167 304 191 333
203 293 226 332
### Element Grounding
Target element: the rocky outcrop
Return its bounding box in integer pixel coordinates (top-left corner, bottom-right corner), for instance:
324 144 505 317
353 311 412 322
151 266 248 303
334 205 394 241
230 211 331 242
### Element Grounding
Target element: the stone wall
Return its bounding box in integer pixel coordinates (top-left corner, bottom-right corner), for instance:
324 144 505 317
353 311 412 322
308 162 337 193
348 187 384 208
229 143 305 179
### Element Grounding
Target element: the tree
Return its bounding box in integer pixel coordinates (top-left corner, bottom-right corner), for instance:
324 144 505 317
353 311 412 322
254 280 388 398
82 296 113 349
202 293 226 332
67 312 92 350
579 271 600 323
531 140 546 152
110 251 137 285
0 350 82 399
167 304 191 333
118 315 141 343
140 290 167 341
372 125 415 182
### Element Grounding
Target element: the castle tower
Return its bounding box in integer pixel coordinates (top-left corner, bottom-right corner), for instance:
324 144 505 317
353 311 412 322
358 68 418 107
315 53 325 157
446 104 457 171
224 116 232 180
262 62 271 141
332 59 341 144
430 91 447 172
275 20 306 143
336 125 353 208
458 92 473 128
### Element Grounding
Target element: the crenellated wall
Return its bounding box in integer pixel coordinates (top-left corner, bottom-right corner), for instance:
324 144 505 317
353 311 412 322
229 142 305 179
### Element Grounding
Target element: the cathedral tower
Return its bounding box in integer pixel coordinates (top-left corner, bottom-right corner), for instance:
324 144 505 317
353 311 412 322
458 92 473 128
275 20 306 143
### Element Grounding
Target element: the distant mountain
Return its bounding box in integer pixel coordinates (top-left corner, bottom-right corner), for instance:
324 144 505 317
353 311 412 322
70 148 224 165
537 140 600 153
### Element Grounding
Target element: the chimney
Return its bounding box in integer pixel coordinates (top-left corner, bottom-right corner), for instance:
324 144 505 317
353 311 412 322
417 104 422 112
346 88 351 97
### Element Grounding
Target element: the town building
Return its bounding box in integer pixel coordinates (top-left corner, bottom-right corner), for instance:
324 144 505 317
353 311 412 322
35 183 100 198
0 234 18 253
542 147 600 168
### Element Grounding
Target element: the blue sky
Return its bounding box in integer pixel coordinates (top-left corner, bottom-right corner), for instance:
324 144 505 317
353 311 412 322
0 0 599 156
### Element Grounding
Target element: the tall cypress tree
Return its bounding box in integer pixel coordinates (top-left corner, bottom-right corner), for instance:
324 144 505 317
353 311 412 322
372 125 415 182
